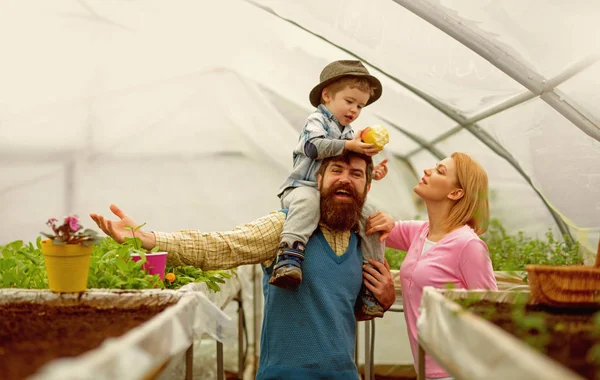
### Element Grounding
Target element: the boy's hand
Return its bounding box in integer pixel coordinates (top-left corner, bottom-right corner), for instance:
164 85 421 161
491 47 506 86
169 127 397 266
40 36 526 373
373 159 388 181
345 132 379 156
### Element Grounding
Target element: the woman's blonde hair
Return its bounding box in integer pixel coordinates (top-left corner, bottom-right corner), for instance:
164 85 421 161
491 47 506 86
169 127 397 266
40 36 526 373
443 152 489 235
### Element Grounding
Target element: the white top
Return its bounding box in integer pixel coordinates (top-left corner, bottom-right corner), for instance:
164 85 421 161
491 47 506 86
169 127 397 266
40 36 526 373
421 238 436 255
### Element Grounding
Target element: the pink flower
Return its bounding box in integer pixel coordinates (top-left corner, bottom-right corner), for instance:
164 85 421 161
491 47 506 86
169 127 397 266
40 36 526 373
42 214 100 246
66 215 80 232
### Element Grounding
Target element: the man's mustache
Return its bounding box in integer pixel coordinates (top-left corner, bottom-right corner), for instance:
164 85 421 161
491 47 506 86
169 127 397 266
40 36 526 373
328 182 359 199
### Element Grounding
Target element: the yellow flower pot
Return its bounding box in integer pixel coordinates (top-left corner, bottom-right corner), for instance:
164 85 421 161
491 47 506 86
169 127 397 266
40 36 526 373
41 239 93 293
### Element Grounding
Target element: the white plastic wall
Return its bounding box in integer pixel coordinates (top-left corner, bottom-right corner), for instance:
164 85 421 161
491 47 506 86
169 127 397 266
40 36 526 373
1 0 599 370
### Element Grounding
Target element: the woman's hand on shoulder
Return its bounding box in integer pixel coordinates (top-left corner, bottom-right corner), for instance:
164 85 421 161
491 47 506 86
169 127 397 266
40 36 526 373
365 211 396 242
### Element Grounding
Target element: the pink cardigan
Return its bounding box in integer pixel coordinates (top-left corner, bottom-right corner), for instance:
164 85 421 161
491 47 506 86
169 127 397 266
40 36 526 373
387 220 497 379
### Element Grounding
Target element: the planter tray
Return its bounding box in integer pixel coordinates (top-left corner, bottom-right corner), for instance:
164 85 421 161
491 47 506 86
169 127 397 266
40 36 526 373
390 271 527 310
178 270 241 312
0 288 232 380
418 288 583 380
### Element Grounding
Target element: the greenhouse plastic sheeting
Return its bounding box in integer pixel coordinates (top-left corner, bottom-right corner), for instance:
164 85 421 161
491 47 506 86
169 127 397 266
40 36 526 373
178 273 241 313
493 271 527 290
418 287 582 380
362 271 527 369
0 289 232 380
1 0 598 262
392 270 527 295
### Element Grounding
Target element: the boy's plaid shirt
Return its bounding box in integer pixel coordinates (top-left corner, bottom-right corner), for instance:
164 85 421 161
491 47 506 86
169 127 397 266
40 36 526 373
277 104 355 197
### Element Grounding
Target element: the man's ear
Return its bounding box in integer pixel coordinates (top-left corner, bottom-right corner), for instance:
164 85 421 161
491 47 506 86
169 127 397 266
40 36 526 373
317 174 323 189
448 188 464 201
365 183 371 195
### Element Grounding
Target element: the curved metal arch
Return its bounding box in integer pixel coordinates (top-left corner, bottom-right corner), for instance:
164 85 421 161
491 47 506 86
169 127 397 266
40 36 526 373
244 0 574 240
407 54 600 156
392 0 600 142
377 115 445 161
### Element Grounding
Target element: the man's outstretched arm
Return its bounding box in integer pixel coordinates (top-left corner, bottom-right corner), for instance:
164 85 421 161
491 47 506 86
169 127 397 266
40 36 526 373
91 204 284 270
155 212 284 270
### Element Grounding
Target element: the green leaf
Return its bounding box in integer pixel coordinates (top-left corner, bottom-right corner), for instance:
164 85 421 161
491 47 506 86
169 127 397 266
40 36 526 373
114 257 130 273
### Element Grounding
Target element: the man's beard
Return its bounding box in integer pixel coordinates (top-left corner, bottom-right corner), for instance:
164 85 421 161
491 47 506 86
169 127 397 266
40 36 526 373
320 182 366 231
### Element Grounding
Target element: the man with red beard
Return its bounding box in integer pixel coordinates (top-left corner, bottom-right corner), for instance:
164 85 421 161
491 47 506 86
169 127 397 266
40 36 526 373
90 151 396 380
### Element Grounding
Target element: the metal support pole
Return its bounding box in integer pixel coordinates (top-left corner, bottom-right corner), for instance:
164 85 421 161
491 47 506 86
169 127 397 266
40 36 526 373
393 0 600 142
418 344 426 380
238 291 245 380
364 321 371 380
185 343 193 380
253 265 260 379
217 341 224 380
354 322 359 366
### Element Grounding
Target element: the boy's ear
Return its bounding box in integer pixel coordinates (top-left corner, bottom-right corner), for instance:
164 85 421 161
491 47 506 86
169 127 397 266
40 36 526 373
321 87 330 104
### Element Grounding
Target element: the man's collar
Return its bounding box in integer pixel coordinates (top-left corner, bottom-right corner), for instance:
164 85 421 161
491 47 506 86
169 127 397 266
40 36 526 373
319 222 359 234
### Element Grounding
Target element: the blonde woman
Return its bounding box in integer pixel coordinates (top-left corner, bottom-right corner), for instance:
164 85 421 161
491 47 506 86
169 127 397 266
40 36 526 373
366 152 497 380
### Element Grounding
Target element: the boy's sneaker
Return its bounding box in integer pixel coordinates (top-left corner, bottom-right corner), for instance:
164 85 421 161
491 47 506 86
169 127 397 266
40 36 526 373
269 241 305 288
354 284 384 321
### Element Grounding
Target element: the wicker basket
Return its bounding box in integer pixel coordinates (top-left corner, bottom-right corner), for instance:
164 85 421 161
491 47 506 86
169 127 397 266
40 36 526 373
526 238 600 307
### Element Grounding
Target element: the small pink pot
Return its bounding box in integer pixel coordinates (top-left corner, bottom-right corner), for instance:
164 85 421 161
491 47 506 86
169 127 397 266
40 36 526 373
130 252 168 280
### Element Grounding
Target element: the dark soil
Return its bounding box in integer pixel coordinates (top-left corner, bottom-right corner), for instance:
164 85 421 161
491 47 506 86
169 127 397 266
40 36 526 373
0 302 174 380
458 299 600 380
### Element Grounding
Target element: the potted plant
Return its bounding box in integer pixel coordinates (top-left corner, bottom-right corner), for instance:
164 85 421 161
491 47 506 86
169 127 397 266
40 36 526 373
122 223 168 280
40 215 101 292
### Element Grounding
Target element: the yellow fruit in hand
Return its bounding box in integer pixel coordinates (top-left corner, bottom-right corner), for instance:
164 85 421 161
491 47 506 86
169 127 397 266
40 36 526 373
361 125 390 151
